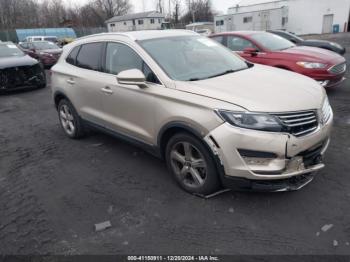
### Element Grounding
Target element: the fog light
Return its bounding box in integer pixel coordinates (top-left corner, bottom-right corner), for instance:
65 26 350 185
318 80 329 87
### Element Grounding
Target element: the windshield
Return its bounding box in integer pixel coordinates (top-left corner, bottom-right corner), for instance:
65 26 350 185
251 33 295 51
139 36 249 81
44 37 57 42
32 41 60 50
0 43 24 57
285 32 304 42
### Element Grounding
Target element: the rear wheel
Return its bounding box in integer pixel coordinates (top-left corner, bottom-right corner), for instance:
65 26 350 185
58 99 85 139
165 133 221 195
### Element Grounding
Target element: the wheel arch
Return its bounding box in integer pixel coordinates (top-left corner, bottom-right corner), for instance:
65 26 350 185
157 122 206 159
54 91 70 109
158 121 227 188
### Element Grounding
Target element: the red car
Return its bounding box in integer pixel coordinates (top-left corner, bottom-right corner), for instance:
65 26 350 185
19 41 62 68
210 31 346 88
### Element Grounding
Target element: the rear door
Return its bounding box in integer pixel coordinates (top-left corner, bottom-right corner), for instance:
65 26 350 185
62 43 106 126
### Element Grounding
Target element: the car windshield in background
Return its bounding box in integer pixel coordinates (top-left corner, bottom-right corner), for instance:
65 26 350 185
251 33 295 51
45 37 58 42
32 41 60 50
139 36 249 81
285 32 304 42
0 43 24 57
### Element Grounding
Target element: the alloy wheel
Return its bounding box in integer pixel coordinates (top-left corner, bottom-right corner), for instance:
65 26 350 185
170 142 207 189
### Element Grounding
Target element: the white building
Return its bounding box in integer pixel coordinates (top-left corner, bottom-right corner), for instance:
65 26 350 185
106 11 165 32
215 0 350 35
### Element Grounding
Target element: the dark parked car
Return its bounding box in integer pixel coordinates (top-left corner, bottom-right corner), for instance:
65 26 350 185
0 42 46 92
19 41 62 68
268 30 346 55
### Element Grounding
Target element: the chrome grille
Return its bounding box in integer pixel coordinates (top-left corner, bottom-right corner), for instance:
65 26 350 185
329 62 346 75
274 111 318 137
321 98 332 124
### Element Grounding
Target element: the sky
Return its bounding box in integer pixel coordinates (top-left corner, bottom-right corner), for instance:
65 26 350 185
65 0 235 15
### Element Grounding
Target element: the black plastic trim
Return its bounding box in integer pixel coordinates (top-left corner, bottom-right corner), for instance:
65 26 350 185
84 120 161 158
237 149 277 159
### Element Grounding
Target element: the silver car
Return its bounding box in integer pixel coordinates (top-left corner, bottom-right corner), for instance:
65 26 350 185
51 30 333 195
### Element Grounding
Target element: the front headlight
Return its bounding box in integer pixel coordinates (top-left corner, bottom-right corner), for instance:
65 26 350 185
217 110 283 132
297 62 327 69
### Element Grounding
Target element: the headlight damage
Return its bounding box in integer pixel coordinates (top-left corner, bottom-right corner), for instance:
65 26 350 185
217 110 283 132
217 102 331 137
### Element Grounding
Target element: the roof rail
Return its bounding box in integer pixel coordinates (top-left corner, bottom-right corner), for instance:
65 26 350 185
76 32 136 41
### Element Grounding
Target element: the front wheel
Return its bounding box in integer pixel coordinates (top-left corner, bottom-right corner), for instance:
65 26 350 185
165 133 221 195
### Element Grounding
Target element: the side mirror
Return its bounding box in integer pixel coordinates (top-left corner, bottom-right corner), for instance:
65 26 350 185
243 47 258 56
117 69 147 88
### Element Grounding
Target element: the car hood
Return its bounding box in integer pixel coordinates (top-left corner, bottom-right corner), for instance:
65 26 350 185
0 55 38 70
304 39 344 49
280 46 344 64
174 64 325 113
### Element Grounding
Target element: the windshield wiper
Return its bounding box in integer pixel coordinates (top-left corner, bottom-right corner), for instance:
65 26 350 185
207 69 237 79
189 77 202 81
188 69 239 82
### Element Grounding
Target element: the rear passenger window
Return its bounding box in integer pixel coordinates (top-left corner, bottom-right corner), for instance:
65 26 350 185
105 42 160 84
76 43 103 71
66 46 80 65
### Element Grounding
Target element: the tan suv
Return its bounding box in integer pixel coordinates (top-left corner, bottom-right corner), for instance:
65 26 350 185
51 30 333 195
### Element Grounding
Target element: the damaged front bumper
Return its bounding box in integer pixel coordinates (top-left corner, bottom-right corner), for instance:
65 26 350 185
205 116 333 192
0 64 46 91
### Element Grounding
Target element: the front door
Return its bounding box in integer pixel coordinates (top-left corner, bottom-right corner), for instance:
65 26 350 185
100 42 161 144
226 35 265 64
322 14 334 34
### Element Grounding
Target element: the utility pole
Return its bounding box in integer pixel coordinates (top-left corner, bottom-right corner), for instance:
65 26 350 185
158 0 163 13
190 0 195 22
168 0 171 19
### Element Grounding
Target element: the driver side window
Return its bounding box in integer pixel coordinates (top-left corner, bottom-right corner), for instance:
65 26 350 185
227 36 256 51
105 42 160 84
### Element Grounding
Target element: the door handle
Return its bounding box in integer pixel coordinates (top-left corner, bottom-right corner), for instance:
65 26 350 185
101 86 114 95
66 79 75 85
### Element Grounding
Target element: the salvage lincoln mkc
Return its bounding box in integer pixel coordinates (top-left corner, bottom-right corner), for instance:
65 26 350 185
51 30 333 195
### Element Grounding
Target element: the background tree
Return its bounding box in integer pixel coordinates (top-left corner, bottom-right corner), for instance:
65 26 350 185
0 0 132 30
181 0 213 24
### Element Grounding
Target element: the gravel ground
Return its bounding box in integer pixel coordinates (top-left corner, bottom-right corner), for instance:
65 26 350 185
0 33 350 256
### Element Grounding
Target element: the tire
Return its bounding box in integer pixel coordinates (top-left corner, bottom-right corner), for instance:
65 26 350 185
165 132 221 195
57 99 86 139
